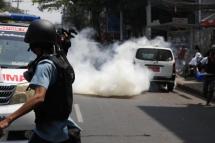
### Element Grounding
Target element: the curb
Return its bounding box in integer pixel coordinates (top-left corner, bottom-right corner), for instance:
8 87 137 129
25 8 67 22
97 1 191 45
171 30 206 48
175 76 204 98
174 75 215 104
176 83 203 97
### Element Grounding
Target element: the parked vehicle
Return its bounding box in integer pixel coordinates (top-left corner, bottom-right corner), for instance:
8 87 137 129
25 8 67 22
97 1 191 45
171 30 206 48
0 12 39 141
134 46 176 91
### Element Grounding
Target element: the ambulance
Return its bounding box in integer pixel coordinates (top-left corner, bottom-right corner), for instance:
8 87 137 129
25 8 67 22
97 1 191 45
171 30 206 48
0 12 40 142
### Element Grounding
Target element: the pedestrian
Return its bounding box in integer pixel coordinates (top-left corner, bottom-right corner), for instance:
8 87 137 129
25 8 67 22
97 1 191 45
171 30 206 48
200 48 215 105
0 19 76 142
188 45 203 76
177 46 187 74
193 45 203 65
178 46 187 62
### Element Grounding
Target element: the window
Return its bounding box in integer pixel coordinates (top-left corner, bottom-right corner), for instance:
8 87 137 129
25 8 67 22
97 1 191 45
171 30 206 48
136 48 173 61
136 48 157 61
0 38 35 67
158 49 172 61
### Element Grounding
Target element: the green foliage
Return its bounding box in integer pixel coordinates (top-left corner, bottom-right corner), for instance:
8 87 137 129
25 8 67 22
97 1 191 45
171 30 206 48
0 0 6 10
32 0 72 11
0 0 23 13
33 0 107 28
33 0 148 38
63 4 90 30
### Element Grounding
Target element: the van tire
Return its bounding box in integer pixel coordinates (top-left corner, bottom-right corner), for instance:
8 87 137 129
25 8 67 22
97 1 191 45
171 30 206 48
167 83 174 91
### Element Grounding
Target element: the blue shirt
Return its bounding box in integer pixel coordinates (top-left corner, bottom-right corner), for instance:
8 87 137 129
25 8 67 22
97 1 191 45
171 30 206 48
30 59 69 142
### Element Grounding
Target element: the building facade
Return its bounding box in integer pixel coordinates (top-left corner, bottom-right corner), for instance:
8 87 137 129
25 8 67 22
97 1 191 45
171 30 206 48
146 0 215 59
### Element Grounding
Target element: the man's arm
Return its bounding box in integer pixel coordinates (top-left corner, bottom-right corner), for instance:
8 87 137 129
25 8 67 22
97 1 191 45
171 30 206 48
0 86 46 130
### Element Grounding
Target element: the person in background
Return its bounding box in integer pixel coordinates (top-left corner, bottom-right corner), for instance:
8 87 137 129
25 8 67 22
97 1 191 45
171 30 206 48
200 48 215 105
177 46 187 74
188 45 203 76
193 45 203 65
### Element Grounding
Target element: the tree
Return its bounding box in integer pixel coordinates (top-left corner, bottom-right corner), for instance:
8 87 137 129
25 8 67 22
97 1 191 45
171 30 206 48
32 0 73 11
0 0 23 13
33 0 107 36
0 0 7 11
33 0 148 40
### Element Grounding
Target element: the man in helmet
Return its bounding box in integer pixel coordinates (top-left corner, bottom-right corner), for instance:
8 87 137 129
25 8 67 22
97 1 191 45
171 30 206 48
0 19 76 143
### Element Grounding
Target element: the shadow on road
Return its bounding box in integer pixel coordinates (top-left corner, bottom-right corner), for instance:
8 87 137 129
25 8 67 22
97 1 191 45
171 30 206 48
138 105 215 143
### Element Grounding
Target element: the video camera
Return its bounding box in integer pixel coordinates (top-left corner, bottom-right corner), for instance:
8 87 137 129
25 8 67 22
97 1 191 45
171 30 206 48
56 28 77 55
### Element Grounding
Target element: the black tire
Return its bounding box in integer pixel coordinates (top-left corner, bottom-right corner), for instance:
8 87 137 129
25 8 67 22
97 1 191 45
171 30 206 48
167 83 175 91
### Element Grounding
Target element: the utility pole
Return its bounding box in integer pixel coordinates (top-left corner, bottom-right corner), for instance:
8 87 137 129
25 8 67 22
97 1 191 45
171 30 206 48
198 0 202 23
11 0 22 9
120 10 123 41
146 0 152 39
198 0 202 50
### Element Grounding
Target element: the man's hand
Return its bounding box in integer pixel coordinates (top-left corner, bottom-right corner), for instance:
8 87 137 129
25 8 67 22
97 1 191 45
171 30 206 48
0 86 46 137
0 116 9 138
0 118 10 130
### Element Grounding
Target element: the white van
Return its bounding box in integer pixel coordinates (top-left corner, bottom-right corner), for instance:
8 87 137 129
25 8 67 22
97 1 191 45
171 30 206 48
134 46 176 91
0 13 39 141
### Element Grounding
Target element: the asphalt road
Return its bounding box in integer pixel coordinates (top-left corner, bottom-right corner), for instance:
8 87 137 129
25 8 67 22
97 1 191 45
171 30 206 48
72 89 215 143
1 88 215 143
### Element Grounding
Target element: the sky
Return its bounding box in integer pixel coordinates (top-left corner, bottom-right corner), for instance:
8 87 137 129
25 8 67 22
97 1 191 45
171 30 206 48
9 0 62 24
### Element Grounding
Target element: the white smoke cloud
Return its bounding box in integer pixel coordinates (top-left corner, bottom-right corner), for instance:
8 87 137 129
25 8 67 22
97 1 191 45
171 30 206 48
67 28 170 97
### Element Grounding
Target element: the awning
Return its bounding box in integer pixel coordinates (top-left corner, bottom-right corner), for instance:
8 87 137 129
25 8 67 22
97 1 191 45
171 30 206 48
200 13 215 28
151 0 215 11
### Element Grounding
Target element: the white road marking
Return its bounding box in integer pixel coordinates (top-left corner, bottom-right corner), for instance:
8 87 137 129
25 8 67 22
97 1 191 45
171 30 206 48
74 104 84 123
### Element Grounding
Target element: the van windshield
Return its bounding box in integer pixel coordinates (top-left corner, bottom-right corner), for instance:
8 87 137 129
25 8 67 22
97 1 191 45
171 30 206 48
136 48 173 61
0 38 35 67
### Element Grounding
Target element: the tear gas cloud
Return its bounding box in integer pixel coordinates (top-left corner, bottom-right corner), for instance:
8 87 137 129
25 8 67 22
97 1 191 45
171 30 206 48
67 28 171 97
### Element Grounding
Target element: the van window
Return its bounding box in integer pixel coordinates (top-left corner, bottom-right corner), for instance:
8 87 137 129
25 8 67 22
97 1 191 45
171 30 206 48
136 48 157 61
0 25 36 67
157 49 173 61
136 48 173 61
0 38 35 67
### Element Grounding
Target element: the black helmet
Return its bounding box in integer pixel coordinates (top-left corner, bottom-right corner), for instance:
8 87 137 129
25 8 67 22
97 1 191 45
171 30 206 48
24 19 56 44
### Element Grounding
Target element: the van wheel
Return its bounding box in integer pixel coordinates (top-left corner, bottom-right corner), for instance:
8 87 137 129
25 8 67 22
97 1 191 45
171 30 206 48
167 83 174 91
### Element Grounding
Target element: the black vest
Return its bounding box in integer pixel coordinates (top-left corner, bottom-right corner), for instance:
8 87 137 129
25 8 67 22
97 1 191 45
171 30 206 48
206 59 215 74
26 55 75 124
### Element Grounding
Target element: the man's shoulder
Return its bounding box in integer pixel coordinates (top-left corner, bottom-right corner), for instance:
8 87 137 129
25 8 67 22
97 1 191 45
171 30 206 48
38 58 55 66
37 59 57 71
